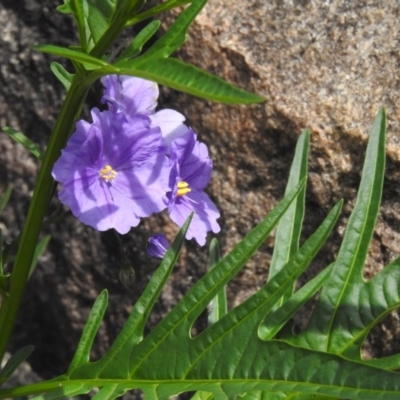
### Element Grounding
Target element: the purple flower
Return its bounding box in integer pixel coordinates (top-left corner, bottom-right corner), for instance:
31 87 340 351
52 108 170 234
101 75 187 148
167 129 220 246
147 234 170 259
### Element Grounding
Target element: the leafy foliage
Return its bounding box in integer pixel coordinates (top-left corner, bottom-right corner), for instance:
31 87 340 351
37 0 264 104
282 109 395 362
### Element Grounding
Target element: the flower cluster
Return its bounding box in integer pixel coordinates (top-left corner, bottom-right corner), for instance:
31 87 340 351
52 75 220 245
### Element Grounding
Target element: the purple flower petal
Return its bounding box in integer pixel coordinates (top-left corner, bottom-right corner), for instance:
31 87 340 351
168 190 220 246
169 129 212 191
52 109 171 234
150 109 187 148
147 234 170 259
167 129 220 245
101 75 158 116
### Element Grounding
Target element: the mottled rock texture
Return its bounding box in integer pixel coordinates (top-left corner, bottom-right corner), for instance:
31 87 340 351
0 0 399 386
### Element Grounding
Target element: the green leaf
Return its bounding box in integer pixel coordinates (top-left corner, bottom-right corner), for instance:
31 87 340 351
238 392 287 400
0 345 34 384
85 1 111 49
341 256 400 360
29 235 51 279
91 384 126 400
68 290 108 373
50 62 74 91
207 239 227 326
117 20 161 61
259 263 334 340
34 45 108 70
63 1 89 50
114 57 264 104
0 186 12 218
95 0 117 17
364 352 400 371
30 383 93 400
57 0 72 14
2 127 43 160
269 129 309 280
190 390 215 400
286 108 388 356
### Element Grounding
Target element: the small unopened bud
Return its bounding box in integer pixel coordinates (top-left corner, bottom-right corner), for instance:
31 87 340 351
119 261 136 289
147 234 170 259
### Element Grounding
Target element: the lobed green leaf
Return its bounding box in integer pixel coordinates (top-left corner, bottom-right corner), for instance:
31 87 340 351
287 108 387 355
91 384 126 400
140 199 341 385
269 129 309 280
68 290 109 373
259 263 334 340
30 383 92 400
207 239 227 326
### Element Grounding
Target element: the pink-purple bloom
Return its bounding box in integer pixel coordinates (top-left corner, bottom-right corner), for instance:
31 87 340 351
53 75 220 244
167 129 220 246
147 234 170 259
52 108 170 234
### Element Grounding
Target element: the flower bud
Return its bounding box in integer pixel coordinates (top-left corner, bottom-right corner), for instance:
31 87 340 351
147 234 170 259
119 262 136 289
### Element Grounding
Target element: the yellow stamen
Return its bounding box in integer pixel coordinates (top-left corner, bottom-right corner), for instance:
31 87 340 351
177 181 191 196
99 165 117 182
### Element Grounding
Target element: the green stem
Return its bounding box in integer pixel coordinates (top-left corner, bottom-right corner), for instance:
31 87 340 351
0 75 89 363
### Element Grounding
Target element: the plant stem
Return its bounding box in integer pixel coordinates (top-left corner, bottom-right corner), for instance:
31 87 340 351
0 75 89 363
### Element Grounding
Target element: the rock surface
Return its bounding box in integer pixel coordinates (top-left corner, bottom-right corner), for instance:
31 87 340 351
0 0 399 390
